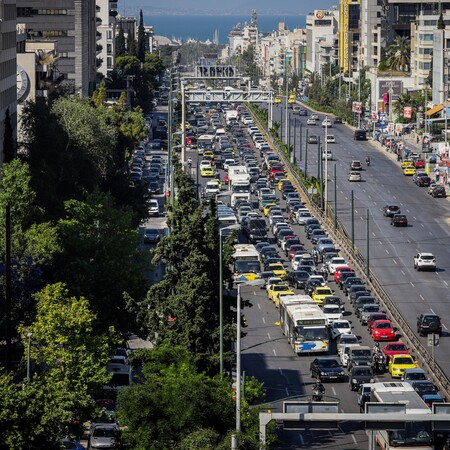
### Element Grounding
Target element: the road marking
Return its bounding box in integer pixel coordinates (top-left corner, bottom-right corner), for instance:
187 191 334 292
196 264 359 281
393 259 397 265
285 387 290 396
298 434 304 446
413 216 416 220
262 317 266 323
352 434 358 444
378 240 383 245
258 303 261 310
253 290 257 296
421 223 425 228
429 232 433 236
401 270 405 276
443 280 448 287
268 333 271 340
272 348 277 356
372 232 376 237
331 386 337 395
410 282 415 288
430 308 435 314
443 324 448 331
385 249 390 254
420 294 425 301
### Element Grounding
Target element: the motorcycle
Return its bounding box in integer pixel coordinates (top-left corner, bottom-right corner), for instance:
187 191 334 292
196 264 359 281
366 158 371 166
312 383 325 401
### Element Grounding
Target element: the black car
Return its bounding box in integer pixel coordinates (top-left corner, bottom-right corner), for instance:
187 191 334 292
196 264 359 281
304 218 320 230
310 358 345 382
410 381 439 399
383 205 401 217
391 214 408 227
338 271 356 289
310 229 327 244
298 109 308 116
349 366 374 391
348 286 371 304
414 174 431 187
143 228 160 244
334 117 343 124
323 295 344 311
305 279 323 296
148 181 160 194
307 135 318 144
343 277 364 295
417 313 442 336
353 129 367 140
306 224 322 239
287 270 310 289
431 186 447 198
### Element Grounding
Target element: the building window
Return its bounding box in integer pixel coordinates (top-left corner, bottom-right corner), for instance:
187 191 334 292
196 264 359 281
107 44 112 54
424 20 437 26
420 34 433 41
107 30 112 39
419 48 433 55
107 56 113 68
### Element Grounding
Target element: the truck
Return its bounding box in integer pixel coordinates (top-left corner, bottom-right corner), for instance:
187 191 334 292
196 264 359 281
228 167 251 207
225 109 239 125
228 166 250 184
278 296 329 354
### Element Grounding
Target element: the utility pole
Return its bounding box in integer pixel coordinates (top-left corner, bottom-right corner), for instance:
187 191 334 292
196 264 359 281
324 118 329 217
351 190 355 249
366 208 370 279
285 53 289 146
334 164 337 230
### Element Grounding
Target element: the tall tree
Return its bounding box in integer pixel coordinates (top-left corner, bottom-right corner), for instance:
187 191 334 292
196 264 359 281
116 27 126 56
2 108 15 163
137 9 146 63
386 36 411 72
128 37 138 58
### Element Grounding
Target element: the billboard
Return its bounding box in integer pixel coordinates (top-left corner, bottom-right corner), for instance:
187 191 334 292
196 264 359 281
195 66 237 78
403 106 412 119
378 80 403 102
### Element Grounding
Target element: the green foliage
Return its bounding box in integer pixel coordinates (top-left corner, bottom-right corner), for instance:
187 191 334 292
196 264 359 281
92 79 108 107
55 191 146 335
24 221 61 269
137 10 146 62
0 373 90 449
386 36 411 72
19 283 116 392
393 91 424 123
117 345 235 450
116 27 126 56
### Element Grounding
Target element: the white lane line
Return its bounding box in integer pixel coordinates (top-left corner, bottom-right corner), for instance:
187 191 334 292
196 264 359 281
273 348 277 356
393 260 398 265
258 303 261 310
268 333 271 340
430 308 435 314
443 324 448 331
372 232 376 237
385 249 390 254
401 270 405 276
298 434 305 446
331 386 337 395
413 216 416 220
378 241 383 245
253 290 257 296
429 232 433 236
410 282 415 288
262 317 266 324
421 223 425 228
352 435 358 444
444 280 449 287
285 387 290 396
420 294 425 301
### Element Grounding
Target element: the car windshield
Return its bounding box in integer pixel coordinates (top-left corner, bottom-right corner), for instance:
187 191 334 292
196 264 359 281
353 368 372 376
298 327 328 341
352 349 371 357
325 307 340 314
93 427 117 438
376 322 391 329
336 322 350 329
414 383 436 393
317 288 333 295
235 261 260 273
320 359 340 368
407 373 426 380
395 357 413 365
389 344 407 351
421 255 434 260
273 285 288 292
340 335 358 344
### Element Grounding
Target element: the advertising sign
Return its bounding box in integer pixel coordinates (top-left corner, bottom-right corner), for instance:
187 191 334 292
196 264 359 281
352 101 362 113
403 106 412 119
378 80 403 101
195 66 237 78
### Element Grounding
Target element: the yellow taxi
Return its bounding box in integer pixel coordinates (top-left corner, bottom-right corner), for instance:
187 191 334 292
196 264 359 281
212 178 222 190
288 94 296 104
311 287 335 305
263 203 278 217
268 284 294 307
403 166 416 176
388 354 418 378
278 178 291 191
401 160 413 169
274 96 282 104
200 166 214 177
268 262 287 280
203 150 214 159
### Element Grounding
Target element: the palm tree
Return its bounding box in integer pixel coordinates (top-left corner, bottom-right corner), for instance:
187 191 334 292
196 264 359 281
386 36 411 72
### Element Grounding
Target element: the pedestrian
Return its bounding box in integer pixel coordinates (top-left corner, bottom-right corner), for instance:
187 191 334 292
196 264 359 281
416 135 420 144
435 168 440 182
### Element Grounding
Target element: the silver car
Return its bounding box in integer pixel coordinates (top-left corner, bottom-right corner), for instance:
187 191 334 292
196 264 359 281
89 423 119 449
348 171 362 182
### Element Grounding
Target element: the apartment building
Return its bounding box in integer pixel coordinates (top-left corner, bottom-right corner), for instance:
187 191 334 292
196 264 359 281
0 0 18 163
97 0 118 77
17 0 97 96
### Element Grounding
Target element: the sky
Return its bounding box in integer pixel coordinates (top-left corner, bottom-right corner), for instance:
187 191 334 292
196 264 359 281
123 0 337 15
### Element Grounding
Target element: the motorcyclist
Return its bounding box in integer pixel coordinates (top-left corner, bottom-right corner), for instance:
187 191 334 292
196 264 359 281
312 378 325 400
187 157 193 169
373 342 380 354
366 155 371 166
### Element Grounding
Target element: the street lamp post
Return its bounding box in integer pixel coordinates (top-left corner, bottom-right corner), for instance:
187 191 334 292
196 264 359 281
26 332 33 381
219 224 240 378
324 118 329 217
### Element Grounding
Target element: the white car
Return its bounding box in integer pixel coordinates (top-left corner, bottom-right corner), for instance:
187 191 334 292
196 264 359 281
327 257 347 274
269 214 284 227
414 252 436 271
330 320 352 340
348 171 362 182
322 150 334 160
296 211 312 225
306 118 316 125
337 333 360 355
291 253 310 270
223 159 236 170
323 305 343 325
326 135 336 143
266 277 283 292
339 343 361 367
322 118 332 128
310 113 319 120
199 160 211 169
308 274 326 286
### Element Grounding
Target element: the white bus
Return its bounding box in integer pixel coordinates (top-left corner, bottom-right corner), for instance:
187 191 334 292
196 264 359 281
279 296 329 354
369 382 434 450
233 244 260 282
197 134 215 154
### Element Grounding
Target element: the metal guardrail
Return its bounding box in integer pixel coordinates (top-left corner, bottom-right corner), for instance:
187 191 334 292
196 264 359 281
250 109 450 399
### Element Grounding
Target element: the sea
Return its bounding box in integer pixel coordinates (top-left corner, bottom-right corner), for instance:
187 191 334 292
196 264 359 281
144 15 306 44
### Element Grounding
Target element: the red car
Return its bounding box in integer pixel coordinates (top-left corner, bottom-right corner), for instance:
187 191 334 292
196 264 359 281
371 319 396 341
383 341 410 363
288 245 306 260
367 313 388 332
414 159 425 169
334 266 353 284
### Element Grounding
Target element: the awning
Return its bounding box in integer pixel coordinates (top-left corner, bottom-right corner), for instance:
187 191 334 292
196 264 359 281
426 104 444 116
